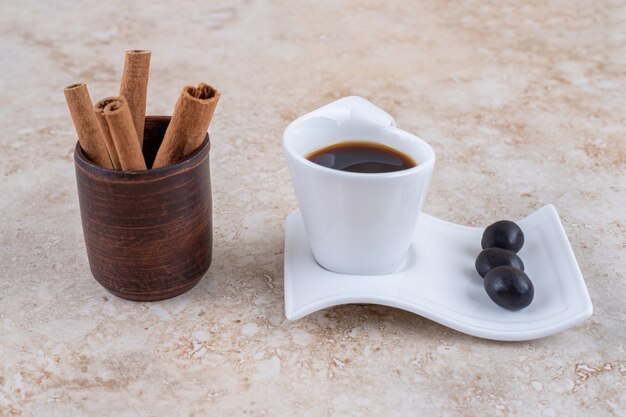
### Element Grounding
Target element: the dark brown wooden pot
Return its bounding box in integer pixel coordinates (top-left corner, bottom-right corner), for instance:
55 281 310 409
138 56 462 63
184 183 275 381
74 116 212 301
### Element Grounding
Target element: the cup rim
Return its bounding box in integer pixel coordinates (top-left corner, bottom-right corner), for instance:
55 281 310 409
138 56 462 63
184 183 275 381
74 115 210 182
283 124 436 179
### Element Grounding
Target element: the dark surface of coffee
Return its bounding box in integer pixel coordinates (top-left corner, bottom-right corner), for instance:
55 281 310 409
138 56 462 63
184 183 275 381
306 141 416 173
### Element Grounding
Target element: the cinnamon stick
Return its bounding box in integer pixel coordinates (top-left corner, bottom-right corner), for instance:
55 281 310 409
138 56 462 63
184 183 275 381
94 97 122 170
152 83 220 168
119 50 151 147
103 97 147 171
64 83 113 169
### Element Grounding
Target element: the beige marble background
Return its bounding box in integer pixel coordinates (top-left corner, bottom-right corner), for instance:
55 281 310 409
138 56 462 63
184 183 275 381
1 0 625 416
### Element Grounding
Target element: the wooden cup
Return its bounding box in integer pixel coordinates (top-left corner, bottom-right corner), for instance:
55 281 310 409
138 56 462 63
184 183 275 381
74 116 212 301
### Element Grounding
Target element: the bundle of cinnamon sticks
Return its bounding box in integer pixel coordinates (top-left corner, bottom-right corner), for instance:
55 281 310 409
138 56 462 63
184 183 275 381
64 50 220 171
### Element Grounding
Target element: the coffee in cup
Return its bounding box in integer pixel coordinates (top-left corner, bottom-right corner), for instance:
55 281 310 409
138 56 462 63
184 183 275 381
307 141 416 173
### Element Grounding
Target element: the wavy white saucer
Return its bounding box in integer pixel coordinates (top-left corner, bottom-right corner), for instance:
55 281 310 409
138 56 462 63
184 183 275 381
284 205 592 341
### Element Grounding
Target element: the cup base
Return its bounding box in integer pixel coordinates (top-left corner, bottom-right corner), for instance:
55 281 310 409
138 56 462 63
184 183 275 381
313 250 413 276
97 272 206 301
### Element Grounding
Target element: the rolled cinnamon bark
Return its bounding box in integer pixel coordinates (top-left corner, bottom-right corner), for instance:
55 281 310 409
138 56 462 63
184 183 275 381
64 83 113 169
103 97 147 171
94 97 122 170
152 83 220 168
119 50 151 148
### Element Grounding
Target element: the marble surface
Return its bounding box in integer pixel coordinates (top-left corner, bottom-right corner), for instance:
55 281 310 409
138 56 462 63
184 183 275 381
1 0 625 415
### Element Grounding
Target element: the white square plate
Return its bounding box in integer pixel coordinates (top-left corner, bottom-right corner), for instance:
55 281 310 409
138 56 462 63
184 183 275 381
284 205 592 341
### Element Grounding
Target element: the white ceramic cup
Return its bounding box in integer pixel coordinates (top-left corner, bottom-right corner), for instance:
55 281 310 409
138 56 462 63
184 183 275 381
283 96 436 275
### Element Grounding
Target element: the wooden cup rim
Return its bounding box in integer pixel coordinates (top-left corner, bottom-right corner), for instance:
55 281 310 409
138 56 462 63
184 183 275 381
74 115 210 181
